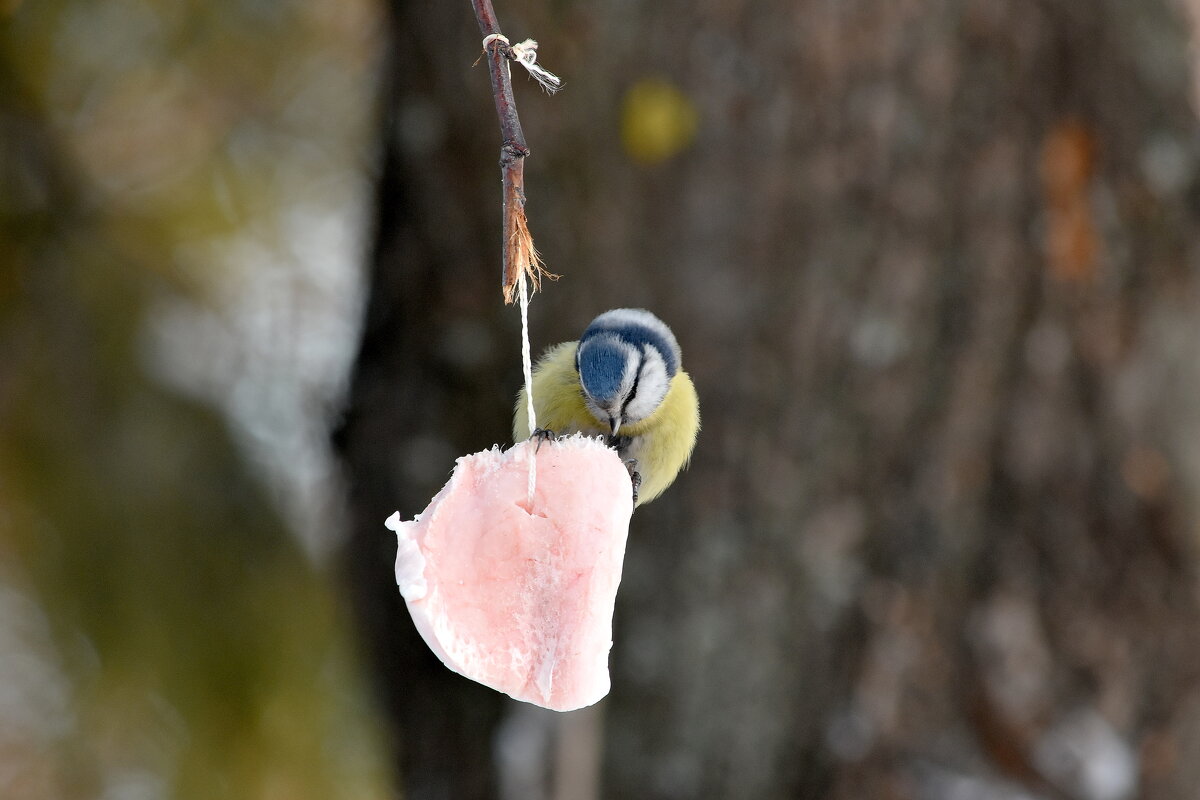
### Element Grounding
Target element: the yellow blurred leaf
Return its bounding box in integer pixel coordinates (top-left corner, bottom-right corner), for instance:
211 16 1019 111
620 78 698 165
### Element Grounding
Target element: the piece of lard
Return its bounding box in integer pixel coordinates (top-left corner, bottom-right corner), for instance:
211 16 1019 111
385 435 633 712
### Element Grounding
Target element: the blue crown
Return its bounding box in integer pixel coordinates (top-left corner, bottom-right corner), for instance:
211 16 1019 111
577 335 631 403
579 309 679 377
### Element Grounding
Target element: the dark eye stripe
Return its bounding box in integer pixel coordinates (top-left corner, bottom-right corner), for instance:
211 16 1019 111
621 362 643 416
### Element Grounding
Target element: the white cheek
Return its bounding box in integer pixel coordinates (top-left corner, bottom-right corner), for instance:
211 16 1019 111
624 351 669 422
624 391 661 422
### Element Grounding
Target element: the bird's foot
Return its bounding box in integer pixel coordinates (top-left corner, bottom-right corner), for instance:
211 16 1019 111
531 428 557 453
624 458 641 507
607 434 632 451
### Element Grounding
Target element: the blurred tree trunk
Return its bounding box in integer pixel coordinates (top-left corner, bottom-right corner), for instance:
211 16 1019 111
338 0 1200 798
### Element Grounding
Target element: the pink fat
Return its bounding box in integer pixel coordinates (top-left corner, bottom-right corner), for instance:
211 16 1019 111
385 435 633 712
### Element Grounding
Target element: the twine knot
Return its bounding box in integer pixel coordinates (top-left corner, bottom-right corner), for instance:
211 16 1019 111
482 34 563 94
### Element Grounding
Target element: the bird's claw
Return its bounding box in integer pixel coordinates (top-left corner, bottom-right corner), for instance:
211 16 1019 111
531 428 557 453
624 458 641 507
607 434 631 452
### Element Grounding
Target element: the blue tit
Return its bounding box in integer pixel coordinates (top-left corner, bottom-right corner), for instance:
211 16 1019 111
513 308 700 506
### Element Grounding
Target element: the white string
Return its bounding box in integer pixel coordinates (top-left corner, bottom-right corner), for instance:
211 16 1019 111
509 39 563 94
482 31 554 506
518 270 537 506
481 34 563 95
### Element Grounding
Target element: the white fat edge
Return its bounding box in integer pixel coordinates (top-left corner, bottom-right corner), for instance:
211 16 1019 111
386 471 456 601
499 435 617 488
549 671 609 712
409 590 468 680
387 448 508 692
535 432 616 455
534 635 557 704
469 443 508 479
502 440 533 465
386 511 428 600
385 444 476 601
560 432 610 450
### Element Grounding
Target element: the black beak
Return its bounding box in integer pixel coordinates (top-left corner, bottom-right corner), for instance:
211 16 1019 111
608 416 620 436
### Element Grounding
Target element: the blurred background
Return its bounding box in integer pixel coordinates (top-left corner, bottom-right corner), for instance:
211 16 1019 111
0 0 390 798
6 0 1200 799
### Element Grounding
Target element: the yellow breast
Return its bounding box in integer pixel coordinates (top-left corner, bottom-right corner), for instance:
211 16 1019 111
513 341 700 505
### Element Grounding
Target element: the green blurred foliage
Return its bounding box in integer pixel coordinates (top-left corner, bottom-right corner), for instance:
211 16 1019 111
0 1 390 798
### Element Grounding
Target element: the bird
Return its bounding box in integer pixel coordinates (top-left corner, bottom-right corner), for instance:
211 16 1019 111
513 308 700 506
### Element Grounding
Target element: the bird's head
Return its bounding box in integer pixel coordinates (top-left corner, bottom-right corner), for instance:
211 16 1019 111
575 308 681 435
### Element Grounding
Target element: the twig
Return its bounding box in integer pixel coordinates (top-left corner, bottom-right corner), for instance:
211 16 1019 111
471 0 557 303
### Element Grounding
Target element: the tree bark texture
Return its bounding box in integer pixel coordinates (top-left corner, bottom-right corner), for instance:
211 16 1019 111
337 0 1200 797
